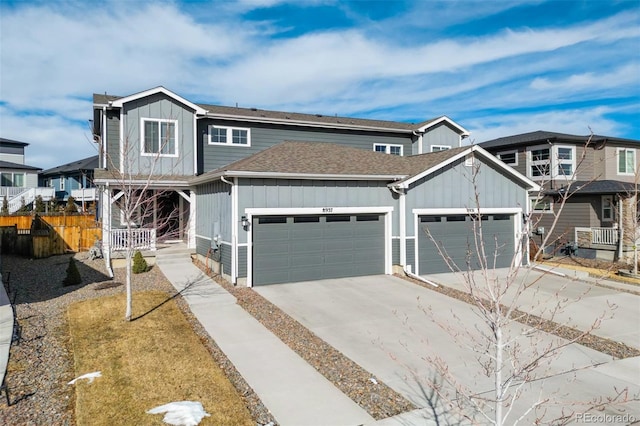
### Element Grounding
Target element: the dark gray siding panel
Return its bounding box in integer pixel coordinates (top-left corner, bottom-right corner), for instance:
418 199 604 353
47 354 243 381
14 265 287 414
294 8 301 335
423 123 460 152
392 238 400 264
406 239 415 271
237 246 247 278
196 236 211 257
220 242 232 277
238 178 398 243
533 195 595 252
199 120 411 172
106 110 120 170
405 156 527 236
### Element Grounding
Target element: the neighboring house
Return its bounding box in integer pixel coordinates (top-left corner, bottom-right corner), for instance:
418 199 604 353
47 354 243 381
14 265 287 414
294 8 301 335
479 131 640 261
0 138 53 213
39 155 99 208
92 86 537 286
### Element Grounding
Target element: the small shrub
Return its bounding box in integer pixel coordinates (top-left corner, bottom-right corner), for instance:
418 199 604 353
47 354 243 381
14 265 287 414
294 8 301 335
132 251 148 274
65 196 78 213
63 257 82 286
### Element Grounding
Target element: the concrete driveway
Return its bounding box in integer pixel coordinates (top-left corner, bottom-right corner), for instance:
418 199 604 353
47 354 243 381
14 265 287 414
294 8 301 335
255 274 640 425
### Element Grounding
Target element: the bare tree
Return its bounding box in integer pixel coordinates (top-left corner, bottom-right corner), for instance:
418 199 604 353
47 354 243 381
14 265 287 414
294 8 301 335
100 119 184 321
414 136 635 424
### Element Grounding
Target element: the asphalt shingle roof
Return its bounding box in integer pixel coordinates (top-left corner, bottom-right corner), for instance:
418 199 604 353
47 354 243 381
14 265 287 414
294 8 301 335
549 180 640 195
479 131 639 149
0 137 29 147
40 155 99 176
94 93 447 133
0 160 41 171
196 141 468 182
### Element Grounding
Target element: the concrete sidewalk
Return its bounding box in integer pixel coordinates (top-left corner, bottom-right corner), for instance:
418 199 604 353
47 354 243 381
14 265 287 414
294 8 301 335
157 255 374 426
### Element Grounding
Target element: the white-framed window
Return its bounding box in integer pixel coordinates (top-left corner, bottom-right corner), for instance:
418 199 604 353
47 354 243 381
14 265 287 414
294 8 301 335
142 118 178 156
617 148 636 175
496 150 518 166
431 145 451 152
526 145 576 180
59 176 65 191
373 143 403 155
0 172 25 187
602 195 613 222
208 125 251 146
531 196 553 213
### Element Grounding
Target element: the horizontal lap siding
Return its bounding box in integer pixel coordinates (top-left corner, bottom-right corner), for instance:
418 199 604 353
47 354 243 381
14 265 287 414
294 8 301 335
533 196 596 253
199 120 411 172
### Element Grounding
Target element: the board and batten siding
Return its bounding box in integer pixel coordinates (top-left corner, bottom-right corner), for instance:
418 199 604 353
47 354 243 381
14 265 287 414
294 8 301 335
198 120 411 172
237 178 399 244
195 180 233 243
121 93 195 176
422 123 461 152
106 110 120 170
404 156 527 236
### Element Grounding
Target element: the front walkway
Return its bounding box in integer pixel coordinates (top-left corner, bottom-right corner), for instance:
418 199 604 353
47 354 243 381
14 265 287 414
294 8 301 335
156 255 374 426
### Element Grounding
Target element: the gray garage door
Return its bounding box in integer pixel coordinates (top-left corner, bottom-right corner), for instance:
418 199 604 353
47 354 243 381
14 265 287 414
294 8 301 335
253 214 385 286
418 214 515 274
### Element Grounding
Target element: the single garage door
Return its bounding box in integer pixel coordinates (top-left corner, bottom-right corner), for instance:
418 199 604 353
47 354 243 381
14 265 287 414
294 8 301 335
253 214 385 285
418 214 515 274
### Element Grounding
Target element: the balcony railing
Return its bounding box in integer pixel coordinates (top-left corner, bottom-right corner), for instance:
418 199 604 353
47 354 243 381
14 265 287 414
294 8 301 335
110 228 157 252
71 187 97 201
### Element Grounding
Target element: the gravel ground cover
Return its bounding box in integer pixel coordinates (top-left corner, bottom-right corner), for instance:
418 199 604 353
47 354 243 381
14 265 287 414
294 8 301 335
193 260 417 421
0 253 275 426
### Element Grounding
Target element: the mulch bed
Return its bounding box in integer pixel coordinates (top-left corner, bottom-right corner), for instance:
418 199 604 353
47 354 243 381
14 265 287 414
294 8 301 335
194 260 416 421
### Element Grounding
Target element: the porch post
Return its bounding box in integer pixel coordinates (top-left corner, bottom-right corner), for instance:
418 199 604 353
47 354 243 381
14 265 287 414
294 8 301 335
189 190 196 249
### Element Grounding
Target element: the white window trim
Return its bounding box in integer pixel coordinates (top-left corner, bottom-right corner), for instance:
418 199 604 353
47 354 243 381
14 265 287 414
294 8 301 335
208 125 251 147
141 117 179 157
530 197 553 214
602 195 614 222
617 148 636 176
59 176 65 191
497 149 518 166
431 145 451 152
0 172 25 187
373 143 403 156
526 144 576 181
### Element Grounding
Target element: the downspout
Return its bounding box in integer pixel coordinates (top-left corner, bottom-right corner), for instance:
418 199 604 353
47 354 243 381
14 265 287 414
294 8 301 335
412 130 424 155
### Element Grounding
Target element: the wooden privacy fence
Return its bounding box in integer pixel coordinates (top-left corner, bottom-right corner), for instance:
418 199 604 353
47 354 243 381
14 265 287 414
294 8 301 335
0 214 101 258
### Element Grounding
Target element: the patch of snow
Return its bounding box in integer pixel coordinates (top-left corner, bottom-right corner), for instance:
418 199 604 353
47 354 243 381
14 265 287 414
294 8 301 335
147 401 210 426
369 377 378 385
68 371 101 385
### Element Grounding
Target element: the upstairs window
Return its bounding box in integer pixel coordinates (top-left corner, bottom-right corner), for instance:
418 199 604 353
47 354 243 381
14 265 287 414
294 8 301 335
496 150 518 166
59 176 65 191
431 145 451 152
373 143 403 155
209 125 251 146
617 148 636 175
142 118 177 156
527 145 575 180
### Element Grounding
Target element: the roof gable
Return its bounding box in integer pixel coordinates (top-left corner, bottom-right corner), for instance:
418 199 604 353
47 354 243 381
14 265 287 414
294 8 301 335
108 86 207 115
415 116 470 137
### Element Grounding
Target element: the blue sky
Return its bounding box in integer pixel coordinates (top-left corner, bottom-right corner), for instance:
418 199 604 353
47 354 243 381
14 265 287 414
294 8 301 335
1 0 638 169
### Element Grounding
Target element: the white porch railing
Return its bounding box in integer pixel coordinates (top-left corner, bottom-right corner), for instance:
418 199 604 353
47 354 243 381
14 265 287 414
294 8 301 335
110 228 157 251
71 187 97 201
575 227 619 246
0 187 26 199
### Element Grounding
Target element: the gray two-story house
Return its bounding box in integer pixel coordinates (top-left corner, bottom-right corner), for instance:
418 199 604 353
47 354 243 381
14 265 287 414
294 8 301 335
480 131 640 261
93 86 538 286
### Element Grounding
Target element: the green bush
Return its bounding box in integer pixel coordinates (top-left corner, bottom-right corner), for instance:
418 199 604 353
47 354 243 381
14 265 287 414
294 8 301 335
63 257 82 286
132 251 148 274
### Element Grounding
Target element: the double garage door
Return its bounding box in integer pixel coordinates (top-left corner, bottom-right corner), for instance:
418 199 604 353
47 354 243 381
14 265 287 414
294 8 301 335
418 214 515 274
252 214 385 286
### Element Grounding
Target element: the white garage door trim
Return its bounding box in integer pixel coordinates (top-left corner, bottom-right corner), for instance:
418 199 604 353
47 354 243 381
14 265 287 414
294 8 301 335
411 207 522 276
245 206 394 287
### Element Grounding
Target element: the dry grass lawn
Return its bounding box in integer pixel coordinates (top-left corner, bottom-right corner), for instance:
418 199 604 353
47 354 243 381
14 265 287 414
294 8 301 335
67 291 253 426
